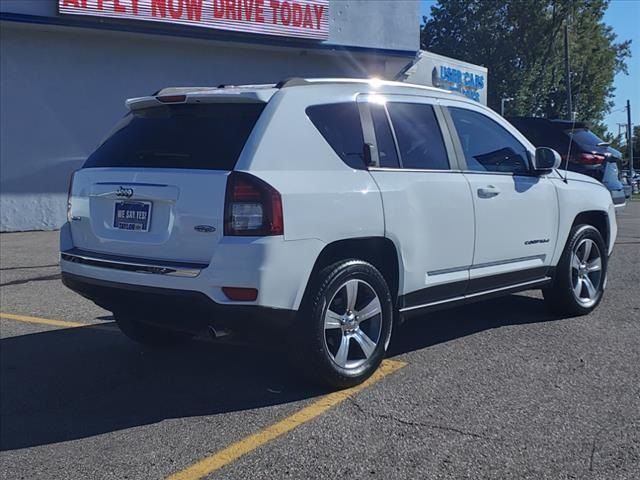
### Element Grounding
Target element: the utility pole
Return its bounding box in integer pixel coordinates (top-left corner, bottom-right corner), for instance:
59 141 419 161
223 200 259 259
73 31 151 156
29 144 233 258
564 22 573 120
628 100 635 175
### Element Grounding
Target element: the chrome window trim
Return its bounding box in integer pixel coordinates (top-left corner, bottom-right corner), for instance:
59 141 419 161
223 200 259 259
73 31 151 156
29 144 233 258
368 167 465 173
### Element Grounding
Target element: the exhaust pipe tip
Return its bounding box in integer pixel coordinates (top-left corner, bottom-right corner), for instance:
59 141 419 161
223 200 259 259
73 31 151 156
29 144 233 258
208 325 231 340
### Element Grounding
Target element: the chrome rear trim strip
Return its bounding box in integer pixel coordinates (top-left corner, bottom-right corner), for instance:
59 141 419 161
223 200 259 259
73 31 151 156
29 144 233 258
60 250 204 278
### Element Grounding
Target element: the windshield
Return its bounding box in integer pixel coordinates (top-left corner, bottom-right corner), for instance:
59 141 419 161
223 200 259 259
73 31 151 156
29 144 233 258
84 103 265 170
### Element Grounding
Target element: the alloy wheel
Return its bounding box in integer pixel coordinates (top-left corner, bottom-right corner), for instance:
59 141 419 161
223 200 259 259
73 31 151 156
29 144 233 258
323 279 383 369
570 238 603 308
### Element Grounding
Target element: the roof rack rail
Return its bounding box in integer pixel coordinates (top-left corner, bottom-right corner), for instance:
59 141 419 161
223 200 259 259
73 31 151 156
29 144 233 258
276 77 310 88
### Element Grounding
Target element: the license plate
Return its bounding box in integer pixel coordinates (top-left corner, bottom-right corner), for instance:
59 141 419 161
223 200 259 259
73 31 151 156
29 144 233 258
113 201 152 232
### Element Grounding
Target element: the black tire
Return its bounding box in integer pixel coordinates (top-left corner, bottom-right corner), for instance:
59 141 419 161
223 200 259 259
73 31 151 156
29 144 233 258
297 260 394 389
114 311 190 348
543 224 608 316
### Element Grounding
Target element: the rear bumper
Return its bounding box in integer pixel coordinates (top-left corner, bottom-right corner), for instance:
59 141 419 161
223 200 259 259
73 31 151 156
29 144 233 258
61 272 296 335
60 221 325 311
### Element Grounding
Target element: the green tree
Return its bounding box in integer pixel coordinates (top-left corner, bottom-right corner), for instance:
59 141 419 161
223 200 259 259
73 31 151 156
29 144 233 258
421 0 631 126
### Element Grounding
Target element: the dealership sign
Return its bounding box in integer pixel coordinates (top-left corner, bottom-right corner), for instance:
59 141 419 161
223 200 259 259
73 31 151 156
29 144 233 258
58 0 329 40
401 50 488 105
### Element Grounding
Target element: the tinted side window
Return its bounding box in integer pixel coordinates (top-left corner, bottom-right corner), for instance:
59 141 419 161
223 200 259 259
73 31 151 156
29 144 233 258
450 108 530 174
306 103 365 169
370 103 400 168
386 103 449 170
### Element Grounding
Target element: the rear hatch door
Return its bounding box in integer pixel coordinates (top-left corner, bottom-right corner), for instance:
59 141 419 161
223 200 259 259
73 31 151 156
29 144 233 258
68 95 268 264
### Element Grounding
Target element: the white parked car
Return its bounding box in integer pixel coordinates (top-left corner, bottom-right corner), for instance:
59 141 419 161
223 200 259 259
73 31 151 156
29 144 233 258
61 78 617 388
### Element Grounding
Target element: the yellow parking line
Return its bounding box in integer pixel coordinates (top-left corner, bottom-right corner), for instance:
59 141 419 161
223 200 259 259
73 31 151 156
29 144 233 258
167 359 407 480
0 312 116 332
0 312 87 329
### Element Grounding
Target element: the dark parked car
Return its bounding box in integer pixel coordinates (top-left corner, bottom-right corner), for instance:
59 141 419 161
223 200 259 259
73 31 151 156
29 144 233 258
508 117 626 208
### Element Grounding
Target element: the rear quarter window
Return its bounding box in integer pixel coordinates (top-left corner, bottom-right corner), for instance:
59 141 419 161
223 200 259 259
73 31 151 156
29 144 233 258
306 103 366 169
84 103 265 170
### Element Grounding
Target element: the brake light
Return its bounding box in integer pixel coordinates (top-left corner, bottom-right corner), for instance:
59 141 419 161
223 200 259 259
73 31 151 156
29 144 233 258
224 172 284 236
576 153 605 165
156 95 187 103
66 170 77 222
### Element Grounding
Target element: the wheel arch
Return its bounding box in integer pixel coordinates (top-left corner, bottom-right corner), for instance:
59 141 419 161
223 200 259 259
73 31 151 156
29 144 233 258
298 237 401 310
572 210 610 247
551 209 610 273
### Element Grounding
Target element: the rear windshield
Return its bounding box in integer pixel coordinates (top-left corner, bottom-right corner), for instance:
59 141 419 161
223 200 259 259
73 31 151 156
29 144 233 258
564 128 606 147
84 103 265 170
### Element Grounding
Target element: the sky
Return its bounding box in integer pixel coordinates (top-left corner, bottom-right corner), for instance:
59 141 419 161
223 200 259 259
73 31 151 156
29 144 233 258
419 0 640 137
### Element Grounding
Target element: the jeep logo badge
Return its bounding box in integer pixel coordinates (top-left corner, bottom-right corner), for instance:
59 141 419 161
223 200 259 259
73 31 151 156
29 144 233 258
116 186 134 198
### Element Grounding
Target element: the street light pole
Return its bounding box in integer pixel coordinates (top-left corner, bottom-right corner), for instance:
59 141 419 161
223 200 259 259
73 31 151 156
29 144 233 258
501 97 514 117
627 100 635 175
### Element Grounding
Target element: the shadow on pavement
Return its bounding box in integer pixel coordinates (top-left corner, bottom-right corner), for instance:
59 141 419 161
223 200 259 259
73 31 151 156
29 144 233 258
0 293 562 451
389 293 561 356
0 325 326 451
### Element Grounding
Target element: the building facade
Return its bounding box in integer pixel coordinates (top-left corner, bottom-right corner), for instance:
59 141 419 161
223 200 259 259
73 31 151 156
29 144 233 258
0 0 419 231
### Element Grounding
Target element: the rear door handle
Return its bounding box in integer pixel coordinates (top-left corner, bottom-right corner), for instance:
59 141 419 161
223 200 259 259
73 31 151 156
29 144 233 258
477 185 500 198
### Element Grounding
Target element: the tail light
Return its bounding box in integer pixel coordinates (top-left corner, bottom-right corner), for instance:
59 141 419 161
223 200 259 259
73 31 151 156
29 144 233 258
66 170 77 222
576 153 605 165
222 287 258 301
224 172 284 236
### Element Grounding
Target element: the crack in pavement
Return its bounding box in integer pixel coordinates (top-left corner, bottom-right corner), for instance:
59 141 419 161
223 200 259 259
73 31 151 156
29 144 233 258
347 397 495 441
589 426 606 472
0 264 59 271
0 273 62 287
588 420 640 472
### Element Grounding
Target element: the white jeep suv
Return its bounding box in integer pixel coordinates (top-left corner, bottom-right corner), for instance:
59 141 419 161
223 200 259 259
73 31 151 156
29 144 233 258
61 78 617 388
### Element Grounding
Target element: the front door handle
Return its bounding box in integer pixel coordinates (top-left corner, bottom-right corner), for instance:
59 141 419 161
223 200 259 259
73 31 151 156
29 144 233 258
477 185 500 198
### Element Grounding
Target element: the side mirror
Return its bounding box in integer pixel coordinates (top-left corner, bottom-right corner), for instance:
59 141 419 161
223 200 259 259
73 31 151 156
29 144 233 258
532 147 562 172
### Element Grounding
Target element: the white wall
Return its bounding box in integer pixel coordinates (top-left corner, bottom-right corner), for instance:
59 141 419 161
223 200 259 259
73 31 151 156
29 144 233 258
0 19 414 231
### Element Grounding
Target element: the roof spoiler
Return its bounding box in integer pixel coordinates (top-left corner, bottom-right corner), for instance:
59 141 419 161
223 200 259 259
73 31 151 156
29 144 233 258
126 90 271 111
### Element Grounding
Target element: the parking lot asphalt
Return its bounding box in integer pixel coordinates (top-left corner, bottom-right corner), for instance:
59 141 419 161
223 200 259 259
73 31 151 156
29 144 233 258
1 203 639 480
